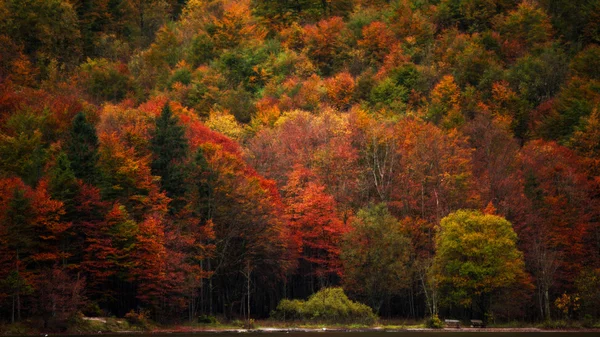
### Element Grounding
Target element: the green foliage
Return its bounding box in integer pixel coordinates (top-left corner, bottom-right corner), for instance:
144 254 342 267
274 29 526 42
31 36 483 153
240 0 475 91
0 322 36 335
2 270 34 303
0 120 47 185
495 1 553 52
341 204 412 313
570 45 600 81
150 103 189 212
452 41 502 88
48 152 79 219
66 112 99 185
389 64 424 93
187 148 214 222
271 288 376 324
537 78 600 142
538 0 600 44
80 58 133 102
369 77 408 112
433 210 527 320
437 0 519 32
252 0 354 25
217 87 257 123
215 45 271 93
124 310 151 329
507 46 568 105
168 67 193 88
425 314 444 329
186 33 216 67
0 0 82 66
197 314 219 324
4 187 35 253
576 269 600 318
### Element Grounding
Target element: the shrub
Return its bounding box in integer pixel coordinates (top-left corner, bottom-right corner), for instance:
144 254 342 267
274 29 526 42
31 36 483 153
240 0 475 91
197 314 219 324
124 310 150 328
271 287 376 324
426 315 444 329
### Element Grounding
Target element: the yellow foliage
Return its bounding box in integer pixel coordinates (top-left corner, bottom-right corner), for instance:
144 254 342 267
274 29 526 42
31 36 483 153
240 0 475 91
206 110 246 140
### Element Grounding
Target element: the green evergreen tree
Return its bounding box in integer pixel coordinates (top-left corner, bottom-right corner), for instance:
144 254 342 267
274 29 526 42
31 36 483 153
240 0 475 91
5 187 35 260
49 152 79 217
48 152 81 265
66 112 99 185
150 103 189 213
1 186 35 322
187 147 214 221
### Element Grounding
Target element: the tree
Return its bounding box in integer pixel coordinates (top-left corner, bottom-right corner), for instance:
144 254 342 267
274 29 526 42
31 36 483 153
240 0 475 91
303 17 352 76
66 112 99 185
284 165 347 289
341 204 411 313
390 118 476 223
0 179 34 323
150 103 189 213
519 140 591 320
495 1 553 59
433 210 527 323
48 152 79 220
0 0 82 67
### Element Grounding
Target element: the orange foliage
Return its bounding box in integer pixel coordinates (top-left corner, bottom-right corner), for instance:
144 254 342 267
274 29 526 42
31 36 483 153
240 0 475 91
358 21 395 65
325 72 355 111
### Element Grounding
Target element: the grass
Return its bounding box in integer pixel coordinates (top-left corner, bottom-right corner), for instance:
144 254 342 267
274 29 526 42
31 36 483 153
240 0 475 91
0 322 37 335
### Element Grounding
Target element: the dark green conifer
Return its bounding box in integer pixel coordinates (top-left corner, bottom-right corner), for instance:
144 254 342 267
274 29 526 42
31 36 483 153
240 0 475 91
66 112 99 185
150 103 189 213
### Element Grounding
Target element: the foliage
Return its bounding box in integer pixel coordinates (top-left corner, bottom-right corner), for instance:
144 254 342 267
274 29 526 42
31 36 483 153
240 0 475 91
341 204 411 313
433 210 527 321
150 103 188 212
66 112 99 185
271 288 376 324
425 314 444 329
1 0 600 325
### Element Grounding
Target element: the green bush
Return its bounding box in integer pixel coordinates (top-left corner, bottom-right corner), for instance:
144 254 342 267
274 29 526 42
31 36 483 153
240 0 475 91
197 314 219 324
538 319 580 329
425 315 444 329
271 287 376 324
124 310 150 329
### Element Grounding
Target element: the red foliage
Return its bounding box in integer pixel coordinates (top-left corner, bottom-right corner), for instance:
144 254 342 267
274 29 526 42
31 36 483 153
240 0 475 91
284 166 348 278
358 21 395 64
519 140 592 289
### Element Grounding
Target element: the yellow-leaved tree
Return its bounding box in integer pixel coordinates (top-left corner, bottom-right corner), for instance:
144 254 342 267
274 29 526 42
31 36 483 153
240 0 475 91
433 210 528 323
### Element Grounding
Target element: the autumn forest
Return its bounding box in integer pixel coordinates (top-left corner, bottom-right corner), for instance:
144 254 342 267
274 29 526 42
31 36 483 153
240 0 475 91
0 0 599 331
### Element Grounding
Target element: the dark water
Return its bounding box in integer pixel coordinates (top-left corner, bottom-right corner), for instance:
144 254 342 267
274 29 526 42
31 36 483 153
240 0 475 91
55 332 600 337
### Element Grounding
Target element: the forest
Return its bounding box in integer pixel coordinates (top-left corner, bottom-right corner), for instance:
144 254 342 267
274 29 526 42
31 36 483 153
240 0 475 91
0 0 599 331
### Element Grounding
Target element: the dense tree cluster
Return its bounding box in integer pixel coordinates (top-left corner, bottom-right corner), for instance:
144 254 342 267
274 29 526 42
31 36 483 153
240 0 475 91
1 0 599 328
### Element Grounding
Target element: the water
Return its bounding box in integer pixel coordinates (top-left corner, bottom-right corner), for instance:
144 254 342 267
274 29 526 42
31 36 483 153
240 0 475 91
55 332 599 337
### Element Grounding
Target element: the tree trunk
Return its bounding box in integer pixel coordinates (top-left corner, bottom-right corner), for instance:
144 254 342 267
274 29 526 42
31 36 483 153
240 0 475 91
11 295 15 324
544 288 551 320
247 260 250 323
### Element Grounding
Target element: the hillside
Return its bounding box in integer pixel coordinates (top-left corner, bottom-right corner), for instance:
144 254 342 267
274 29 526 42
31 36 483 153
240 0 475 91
0 0 599 330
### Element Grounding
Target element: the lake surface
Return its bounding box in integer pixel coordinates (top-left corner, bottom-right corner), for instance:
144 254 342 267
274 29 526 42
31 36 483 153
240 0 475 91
56 332 600 337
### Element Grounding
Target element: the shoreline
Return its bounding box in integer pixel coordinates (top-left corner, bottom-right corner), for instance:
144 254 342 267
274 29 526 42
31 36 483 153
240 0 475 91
149 327 600 334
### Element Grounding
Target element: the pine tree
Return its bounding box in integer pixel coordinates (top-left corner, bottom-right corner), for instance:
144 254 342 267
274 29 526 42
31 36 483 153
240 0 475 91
66 112 99 185
150 103 189 213
49 152 79 218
